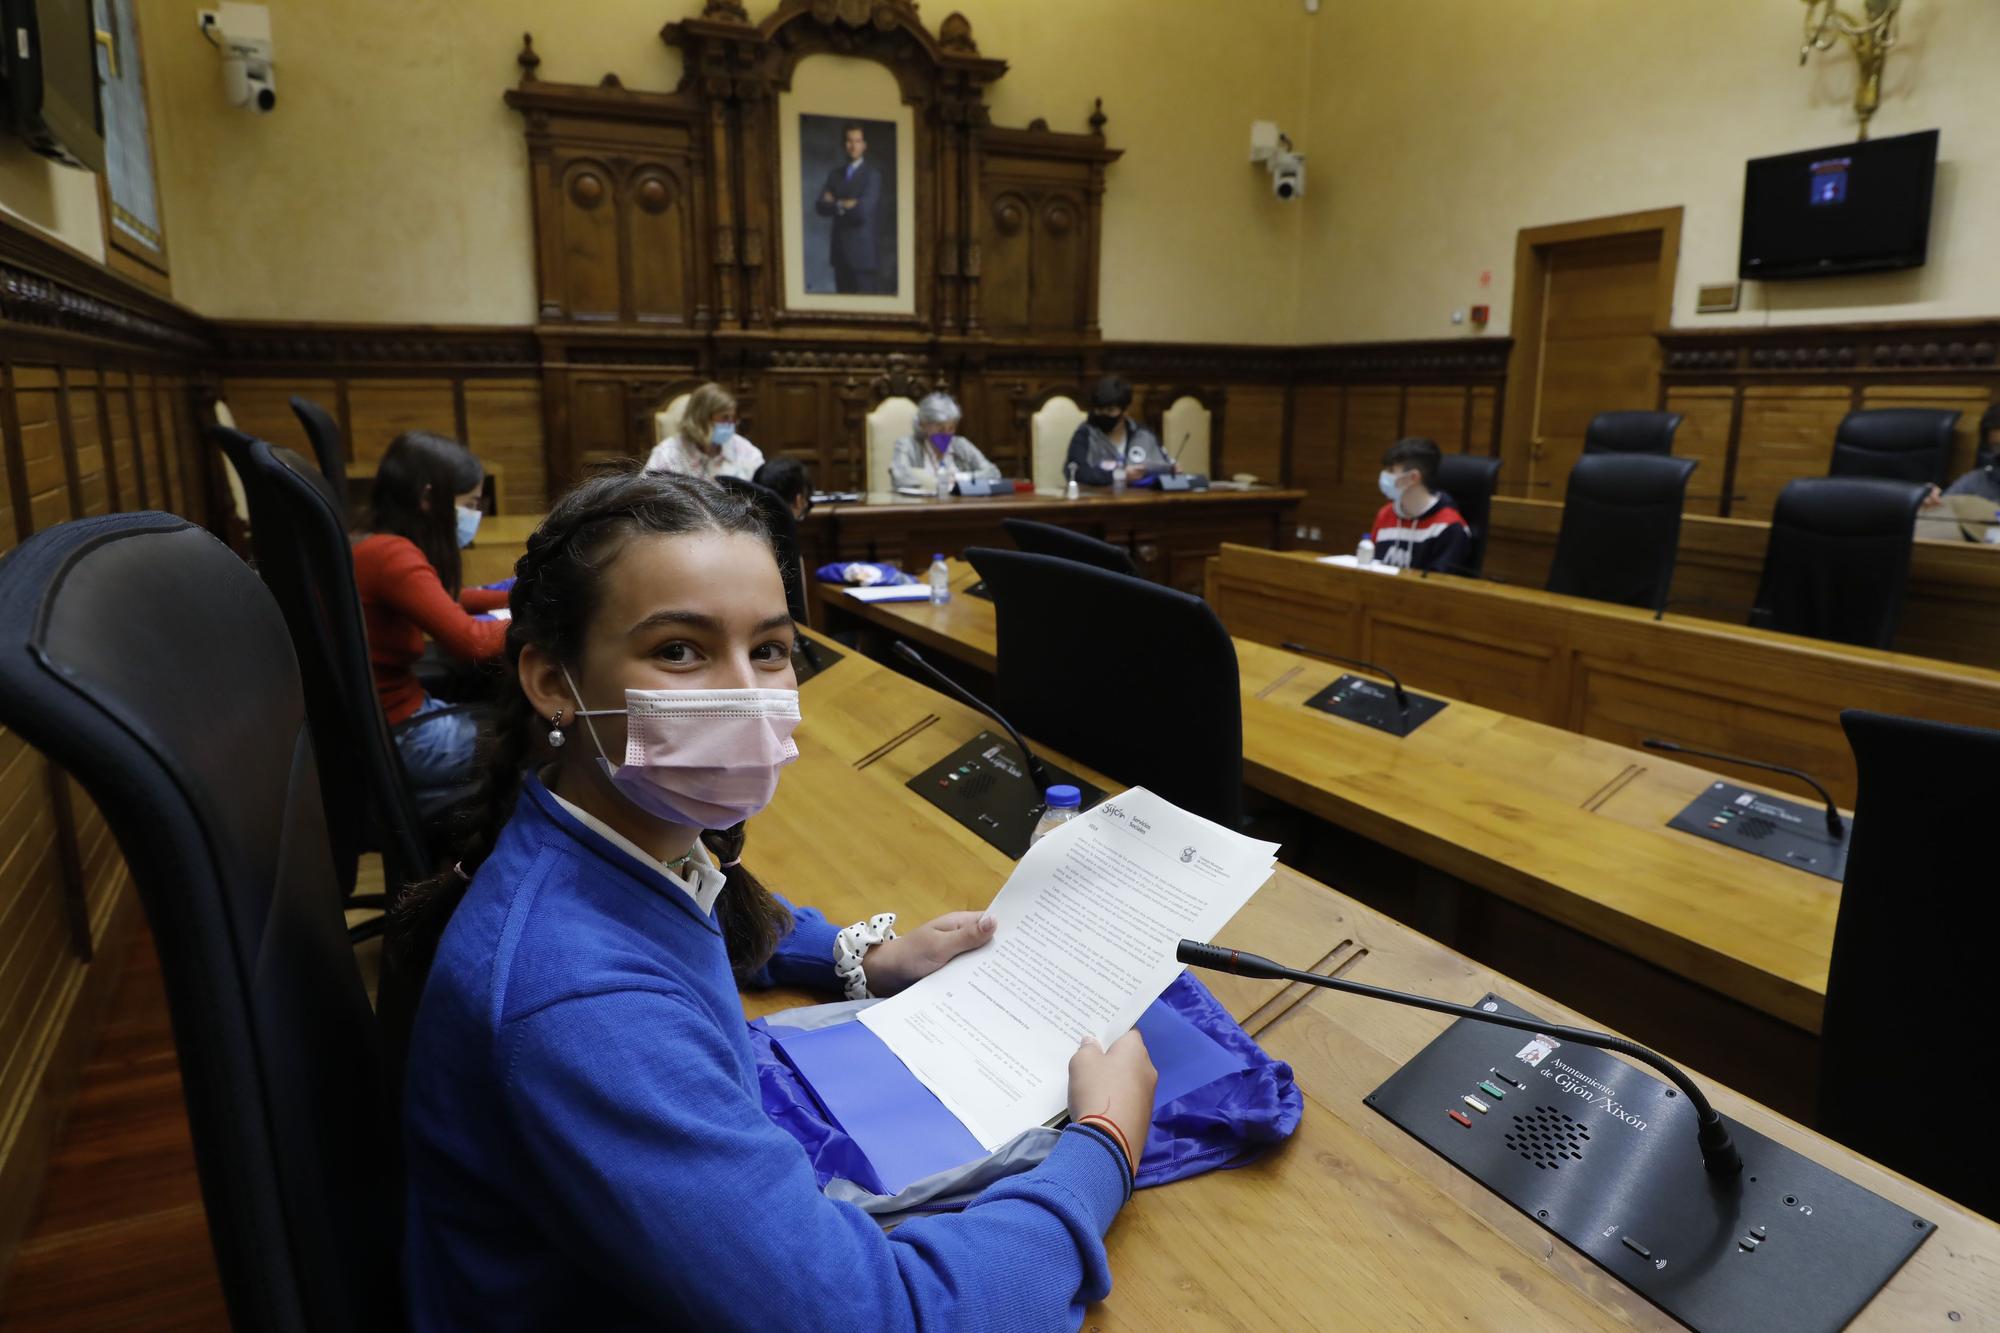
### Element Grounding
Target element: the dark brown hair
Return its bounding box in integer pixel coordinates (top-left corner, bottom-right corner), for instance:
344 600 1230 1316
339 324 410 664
396 467 794 984
367 430 483 597
1382 436 1443 489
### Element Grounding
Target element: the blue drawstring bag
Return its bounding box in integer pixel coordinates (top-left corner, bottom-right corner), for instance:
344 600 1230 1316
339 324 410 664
814 560 916 587
748 971 1301 1221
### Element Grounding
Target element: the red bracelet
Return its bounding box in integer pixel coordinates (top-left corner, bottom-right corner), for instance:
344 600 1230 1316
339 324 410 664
1074 1114 1135 1174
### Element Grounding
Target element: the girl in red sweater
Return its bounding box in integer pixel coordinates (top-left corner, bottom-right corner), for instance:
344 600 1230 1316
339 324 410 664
352 431 507 810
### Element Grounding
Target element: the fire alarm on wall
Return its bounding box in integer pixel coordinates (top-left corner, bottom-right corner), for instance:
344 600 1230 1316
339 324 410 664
1470 304 1491 327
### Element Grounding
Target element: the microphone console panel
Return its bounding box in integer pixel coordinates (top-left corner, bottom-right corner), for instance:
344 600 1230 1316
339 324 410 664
1304 673 1448 737
1665 781 1848 882
1368 995 1930 1331
908 730 1106 860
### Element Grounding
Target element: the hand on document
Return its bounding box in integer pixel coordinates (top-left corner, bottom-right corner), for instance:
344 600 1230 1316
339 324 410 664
859 787 1279 1150
863 910 999 996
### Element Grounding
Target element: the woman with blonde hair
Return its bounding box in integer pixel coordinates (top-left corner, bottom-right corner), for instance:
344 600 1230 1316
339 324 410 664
646 381 767 482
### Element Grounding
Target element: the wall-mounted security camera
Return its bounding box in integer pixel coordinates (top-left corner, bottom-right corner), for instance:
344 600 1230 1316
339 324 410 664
1249 122 1305 201
198 3 276 114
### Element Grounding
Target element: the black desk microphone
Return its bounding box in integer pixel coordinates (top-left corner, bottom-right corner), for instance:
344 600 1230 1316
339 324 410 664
1280 641 1412 715
1641 738 1845 840
1176 940 1744 1177
892 641 1054 793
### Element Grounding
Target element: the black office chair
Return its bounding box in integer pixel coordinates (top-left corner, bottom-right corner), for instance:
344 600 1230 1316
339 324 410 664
1752 477 1928 649
1827 408 1959 486
1820 710 1999 1219
212 426 445 938
0 511 402 1332
716 474 810 626
1582 410 1683 456
1432 454 1502 577
967 547 1242 827
1544 453 1698 612
1001 517 1138 577
290 394 353 526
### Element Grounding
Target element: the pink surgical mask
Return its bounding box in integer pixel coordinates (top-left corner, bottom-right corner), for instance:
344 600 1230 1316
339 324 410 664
563 667 801 829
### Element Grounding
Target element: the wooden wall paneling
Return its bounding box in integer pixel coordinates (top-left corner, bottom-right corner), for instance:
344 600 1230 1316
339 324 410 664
132 373 165 512
1221 384 1287 488
1860 382 1989 478
1365 610 1565 725
1403 386 1468 452
1332 386 1401 548
101 370 142 511
566 376 631 474
977 189 1032 334
462 379 550 515
1287 385 1342 546
625 163 695 326
1732 385 1853 520
1663 386 1736 516
217 378 334 457
344 380 457 467
59 368 108 518
555 156 624 322
14 369 76 534
1468 386 1498 457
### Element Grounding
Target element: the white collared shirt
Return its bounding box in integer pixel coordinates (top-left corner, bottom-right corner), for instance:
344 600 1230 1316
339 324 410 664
550 789 728 916
643 432 766 483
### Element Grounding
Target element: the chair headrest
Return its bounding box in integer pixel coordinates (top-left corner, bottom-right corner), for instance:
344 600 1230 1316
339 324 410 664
1564 452 1698 507
1772 476 1931 537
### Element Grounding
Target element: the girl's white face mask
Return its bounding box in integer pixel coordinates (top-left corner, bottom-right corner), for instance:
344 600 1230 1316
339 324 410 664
563 666 801 829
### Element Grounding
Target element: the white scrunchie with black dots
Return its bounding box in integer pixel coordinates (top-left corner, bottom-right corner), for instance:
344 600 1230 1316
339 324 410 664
833 912 898 1001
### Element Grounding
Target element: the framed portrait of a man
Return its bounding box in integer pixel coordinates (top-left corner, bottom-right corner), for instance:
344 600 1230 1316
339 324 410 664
778 56 916 316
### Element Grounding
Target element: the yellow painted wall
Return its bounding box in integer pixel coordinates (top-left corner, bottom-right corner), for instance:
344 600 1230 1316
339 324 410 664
134 0 1312 342
1298 0 2000 343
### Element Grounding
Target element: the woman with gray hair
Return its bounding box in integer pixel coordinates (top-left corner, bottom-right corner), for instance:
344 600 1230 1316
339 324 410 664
889 391 1003 493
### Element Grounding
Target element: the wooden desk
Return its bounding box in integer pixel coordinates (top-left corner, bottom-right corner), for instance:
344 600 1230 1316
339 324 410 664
460 513 542 587
1485 494 2000 671
800 487 1304 599
820 564 1843 1043
1209 543 2000 809
741 632 2000 1331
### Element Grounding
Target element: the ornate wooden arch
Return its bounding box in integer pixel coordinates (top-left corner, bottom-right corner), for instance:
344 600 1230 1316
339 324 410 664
505 2 1121 487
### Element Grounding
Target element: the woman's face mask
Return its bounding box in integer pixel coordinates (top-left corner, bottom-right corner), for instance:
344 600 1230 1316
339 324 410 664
1090 411 1122 432
455 504 483 549
709 421 737 448
563 666 801 830
928 430 955 451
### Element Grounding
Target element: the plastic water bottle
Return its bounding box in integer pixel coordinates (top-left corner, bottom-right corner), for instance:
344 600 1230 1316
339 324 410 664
1109 461 1127 497
934 461 953 499
1030 784 1083 845
1355 535 1376 566
1064 462 1079 500
928 553 951 605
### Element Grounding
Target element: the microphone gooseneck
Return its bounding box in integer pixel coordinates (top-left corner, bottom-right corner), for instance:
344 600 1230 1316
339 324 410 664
1175 940 1743 1178
1641 738 1845 841
892 641 1053 793
1281 641 1411 713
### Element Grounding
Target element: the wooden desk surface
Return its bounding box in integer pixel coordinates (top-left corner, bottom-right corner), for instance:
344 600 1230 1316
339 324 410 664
743 631 2000 1331
1210 543 2000 812
822 562 1844 1034
806 485 1309 516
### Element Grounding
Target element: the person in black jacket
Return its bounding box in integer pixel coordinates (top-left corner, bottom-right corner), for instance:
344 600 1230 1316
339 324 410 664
814 125 883 294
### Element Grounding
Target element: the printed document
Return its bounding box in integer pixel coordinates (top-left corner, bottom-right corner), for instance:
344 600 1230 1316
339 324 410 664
858 787 1277 1150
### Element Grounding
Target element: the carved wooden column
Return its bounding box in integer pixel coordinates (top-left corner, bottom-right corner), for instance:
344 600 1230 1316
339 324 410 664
1082 98 1110 342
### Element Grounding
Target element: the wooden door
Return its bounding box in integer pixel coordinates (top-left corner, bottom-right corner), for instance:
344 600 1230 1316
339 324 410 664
1503 209 1680 500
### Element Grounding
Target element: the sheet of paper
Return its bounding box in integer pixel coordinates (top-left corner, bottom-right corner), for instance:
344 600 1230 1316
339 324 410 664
859 787 1277 1150
843 584 932 603
1317 554 1400 575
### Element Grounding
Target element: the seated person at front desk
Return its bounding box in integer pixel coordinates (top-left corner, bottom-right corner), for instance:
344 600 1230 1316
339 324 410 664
752 456 814 520
889 391 1002 493
1368 436 1472 574
1066 375 1174 488
645 381 766 482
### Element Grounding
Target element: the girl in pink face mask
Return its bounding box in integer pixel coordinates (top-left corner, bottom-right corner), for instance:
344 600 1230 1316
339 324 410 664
397 469 1154 1332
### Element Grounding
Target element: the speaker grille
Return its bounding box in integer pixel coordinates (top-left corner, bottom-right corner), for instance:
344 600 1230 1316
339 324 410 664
1503 1103 1592 1170
957 771 995 799
1734 815 1778 841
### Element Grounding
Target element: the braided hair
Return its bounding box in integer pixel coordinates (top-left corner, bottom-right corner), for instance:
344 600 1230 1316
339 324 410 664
394 467 796 986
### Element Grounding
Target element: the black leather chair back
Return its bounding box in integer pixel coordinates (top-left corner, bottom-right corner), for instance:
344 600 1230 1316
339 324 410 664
1544 453 1698 611
1001 517 1138 577
1822 710 1999 1219
716 474 810 625
290 395 353 527
0 512 401 1332
1753 477 1927 649
1827 408 1959 485
968 547 1242 826
1583 410 1683 457
1432 455 1502 577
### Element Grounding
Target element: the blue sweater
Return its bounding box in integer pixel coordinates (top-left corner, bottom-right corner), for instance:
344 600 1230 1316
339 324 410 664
404 776 1133 1331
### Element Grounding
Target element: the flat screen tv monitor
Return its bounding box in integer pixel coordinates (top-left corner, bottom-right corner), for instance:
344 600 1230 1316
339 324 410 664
1738 129 1937 281
0 0 105 174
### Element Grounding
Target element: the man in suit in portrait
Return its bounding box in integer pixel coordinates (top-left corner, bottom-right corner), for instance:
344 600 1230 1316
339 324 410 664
815 123 883 294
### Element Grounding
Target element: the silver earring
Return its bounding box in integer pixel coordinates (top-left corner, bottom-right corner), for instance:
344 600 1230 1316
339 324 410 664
547 711 567 748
